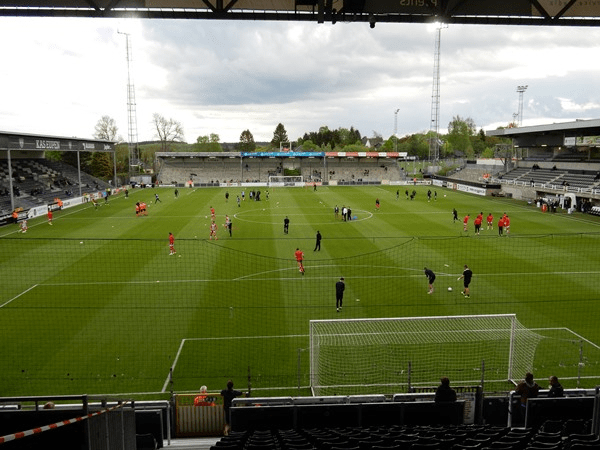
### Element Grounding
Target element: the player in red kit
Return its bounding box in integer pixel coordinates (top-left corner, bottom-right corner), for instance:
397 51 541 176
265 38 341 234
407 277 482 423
47 208 53 225
295 248 305 275
169 232 176 255
463 214 470 232
487 213 494 230
474 214 483 235
504 214 511 235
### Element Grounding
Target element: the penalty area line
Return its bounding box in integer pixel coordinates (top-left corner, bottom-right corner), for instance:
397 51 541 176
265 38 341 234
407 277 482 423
161 334 308 393
0 285 38 309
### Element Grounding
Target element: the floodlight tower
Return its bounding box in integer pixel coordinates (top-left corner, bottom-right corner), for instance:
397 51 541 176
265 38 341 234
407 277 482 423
517 85 528 127
429 23 447 162
394 109 399 153
118 30 139 179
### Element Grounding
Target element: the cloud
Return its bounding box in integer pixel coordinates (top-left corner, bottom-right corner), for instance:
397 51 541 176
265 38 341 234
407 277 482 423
0 17 599 143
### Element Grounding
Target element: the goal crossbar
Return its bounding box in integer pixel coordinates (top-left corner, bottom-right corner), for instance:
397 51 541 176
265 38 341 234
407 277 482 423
309 314 542 396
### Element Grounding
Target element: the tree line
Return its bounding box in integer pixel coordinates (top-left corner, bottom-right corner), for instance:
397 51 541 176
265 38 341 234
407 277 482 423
46 113 510 181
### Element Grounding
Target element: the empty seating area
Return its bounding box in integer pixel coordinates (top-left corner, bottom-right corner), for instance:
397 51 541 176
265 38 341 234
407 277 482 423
0 159 109 215
157 154 404 186
210 421 598 450
498 167 600 191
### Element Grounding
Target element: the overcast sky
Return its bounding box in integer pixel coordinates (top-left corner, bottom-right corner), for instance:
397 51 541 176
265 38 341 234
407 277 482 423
0 16 599 144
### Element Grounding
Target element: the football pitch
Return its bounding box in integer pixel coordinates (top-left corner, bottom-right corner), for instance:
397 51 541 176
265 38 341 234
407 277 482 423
1 185 600 398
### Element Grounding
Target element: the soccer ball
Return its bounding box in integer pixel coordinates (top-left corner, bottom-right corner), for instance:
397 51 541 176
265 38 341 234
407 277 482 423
448 287 453 292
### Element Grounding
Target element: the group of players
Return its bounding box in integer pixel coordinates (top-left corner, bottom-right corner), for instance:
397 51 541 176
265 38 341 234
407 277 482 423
424 264 473 298
454 210 511 236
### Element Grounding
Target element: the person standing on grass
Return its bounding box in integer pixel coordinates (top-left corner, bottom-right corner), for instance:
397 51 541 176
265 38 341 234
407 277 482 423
284 216 290 234
474 214 482 235
174 188 179 199
295 248 305 275
47 207 53 225
504 214 511 235
424 267 436 294
463 214 470 232
457 264 473 298
209 220 218 240
487 213 494 230
169 232 176 255
498 215 505 236
375 198 380 210
336 277 345 312
220 380 244 436
453 208 459 222
314 231 322 251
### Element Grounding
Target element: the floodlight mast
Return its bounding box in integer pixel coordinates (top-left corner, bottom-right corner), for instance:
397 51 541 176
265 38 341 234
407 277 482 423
429 23 447 162
394 109 399 153
517 85 528 127
118 30 140 181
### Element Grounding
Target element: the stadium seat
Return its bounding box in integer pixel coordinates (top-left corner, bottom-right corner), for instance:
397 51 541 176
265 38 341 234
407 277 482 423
563 420 589 436
570 444 600 450
540 420 564 434
568 435 600 443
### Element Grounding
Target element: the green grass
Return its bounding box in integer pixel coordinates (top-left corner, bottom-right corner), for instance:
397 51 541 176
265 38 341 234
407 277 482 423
1 185 600 398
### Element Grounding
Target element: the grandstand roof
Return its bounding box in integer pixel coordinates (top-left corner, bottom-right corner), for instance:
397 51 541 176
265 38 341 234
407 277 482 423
0 131 115 153
485 119 600 148
1 0 600 26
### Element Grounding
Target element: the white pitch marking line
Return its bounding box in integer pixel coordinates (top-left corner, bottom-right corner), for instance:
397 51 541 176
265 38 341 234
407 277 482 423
0 284 38 308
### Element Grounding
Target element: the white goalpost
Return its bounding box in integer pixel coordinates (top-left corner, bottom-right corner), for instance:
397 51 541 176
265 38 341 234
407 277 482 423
309 314 543 396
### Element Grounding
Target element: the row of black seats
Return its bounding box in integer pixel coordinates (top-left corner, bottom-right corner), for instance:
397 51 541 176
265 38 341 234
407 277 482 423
210 422 598 450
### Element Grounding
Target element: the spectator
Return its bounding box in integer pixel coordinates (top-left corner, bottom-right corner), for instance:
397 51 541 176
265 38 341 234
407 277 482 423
435 377 457 403
515 372 539 424
220 380 244 435
548 376 564 397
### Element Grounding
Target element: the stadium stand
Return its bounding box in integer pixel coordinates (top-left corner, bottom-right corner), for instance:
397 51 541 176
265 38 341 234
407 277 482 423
204 420 599 450
0 158 109 215
155 152 405 186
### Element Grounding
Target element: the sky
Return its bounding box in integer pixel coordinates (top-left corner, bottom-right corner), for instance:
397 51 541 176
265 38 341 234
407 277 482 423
0 16 599 144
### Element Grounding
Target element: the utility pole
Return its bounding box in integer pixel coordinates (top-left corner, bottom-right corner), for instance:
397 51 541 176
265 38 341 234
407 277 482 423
517 85 528 127
118 31 139 181
429 24 447 162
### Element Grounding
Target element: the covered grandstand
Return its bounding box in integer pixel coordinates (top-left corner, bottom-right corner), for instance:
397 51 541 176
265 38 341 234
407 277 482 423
0 131 115 221
155 151 411 187
486 119 600 210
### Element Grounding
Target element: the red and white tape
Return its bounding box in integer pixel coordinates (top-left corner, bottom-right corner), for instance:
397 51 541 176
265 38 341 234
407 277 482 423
0 402 126 444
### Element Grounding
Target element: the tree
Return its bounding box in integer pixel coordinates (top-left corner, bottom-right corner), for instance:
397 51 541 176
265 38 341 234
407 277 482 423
153 113 184 152
94 115 119 141
90 152 114 180
195 134 222 152
239 130 256 152
271 123 289 149
447 115 475 157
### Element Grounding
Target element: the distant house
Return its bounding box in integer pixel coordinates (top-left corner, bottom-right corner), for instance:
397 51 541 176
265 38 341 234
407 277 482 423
361 136 384 149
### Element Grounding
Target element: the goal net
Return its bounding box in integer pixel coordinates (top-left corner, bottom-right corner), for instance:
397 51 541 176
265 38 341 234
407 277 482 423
309 314 543 396
268 175 304 184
